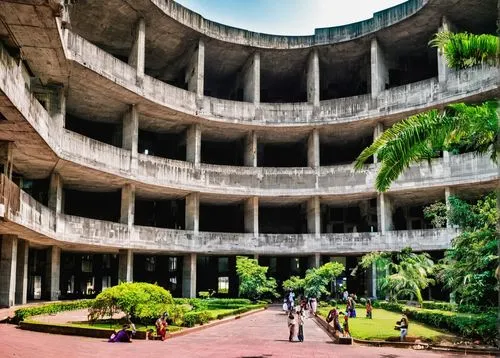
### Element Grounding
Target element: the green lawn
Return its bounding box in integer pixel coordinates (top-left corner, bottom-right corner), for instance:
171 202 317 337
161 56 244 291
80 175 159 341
318 307 454 342
67 320 183 333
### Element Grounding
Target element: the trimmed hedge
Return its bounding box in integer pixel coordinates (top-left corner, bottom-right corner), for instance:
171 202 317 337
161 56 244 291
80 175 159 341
377 302 497 343
14 300 94 322
183 311 211 327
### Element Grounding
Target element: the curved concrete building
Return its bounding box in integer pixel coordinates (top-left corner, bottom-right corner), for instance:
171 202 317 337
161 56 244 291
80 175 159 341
0 0 497 305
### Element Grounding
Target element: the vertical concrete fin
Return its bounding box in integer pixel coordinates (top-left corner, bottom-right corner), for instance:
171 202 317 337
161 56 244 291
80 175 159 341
244 131 258 167
186 124 201 166
243 52 260 105
244 196 259 236
48 171 63 213
307 196 321 237
120 183 135 226
182 253 197 298
307 129 320 168
307 49 320 106
371 38 388 98
186 39 205 100
185 192 200 233
0 235 17 307
129 18 145 83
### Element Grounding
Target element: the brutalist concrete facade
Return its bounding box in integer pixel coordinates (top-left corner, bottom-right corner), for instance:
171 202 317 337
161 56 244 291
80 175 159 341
0 0 497 304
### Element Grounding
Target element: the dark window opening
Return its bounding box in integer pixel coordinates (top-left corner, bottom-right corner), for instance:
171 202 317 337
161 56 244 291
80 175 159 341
258 142 307 167
201 139 244 166
66 115 121 148
322 201 377 233
258 256 308 287
320 135 373 166
387 49 437 88
133 254 182 297
21 178 50 206
199 203 244 233
135 199 185 229
259 205 307 234
63 189 120 222
138 129 186 160
197 255 238 297
392 205 433 231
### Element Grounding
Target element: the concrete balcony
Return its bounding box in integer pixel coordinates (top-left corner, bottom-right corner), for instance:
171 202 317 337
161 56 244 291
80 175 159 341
65 31 499 127
0 181 456 254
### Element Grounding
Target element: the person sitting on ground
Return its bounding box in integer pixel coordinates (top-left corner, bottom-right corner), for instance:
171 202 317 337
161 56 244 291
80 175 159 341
156 312 169 341
342 315 350 337
108 324 132 343
366 299 373 319
396 314 409 342
287 311 296 342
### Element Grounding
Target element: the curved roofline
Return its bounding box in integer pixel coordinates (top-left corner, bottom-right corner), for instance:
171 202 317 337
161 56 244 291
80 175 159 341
154 0 428 48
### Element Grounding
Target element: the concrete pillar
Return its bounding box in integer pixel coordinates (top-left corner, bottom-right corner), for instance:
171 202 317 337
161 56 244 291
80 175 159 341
51 86 66 131
120 184 135 226
186 124 201 166
122 105 139 155
182 253 197 298
244 196 259 235
48 171 63 213
307 196 321 237
242 52 260 104
437 17 454 84
185 193 199 233
186 39 205 100
377 193 393 233
445 186 454 228
118 249 133 283
369 261 377 298
45 246 60 301
307 49 320 106
307 129 320 168
15 239 28 305
0 141 14 180
308 253 321 268
244 131 258 167
373 122 384 164
371 38 388 98
128 18 145 83
0 235 17 307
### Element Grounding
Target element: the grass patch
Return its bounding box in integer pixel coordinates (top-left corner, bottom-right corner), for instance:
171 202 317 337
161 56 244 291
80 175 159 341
318 307 453 342
67 319 183 333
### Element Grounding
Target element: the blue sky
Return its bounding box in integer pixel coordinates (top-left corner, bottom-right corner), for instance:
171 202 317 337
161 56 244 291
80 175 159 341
176 0 407 35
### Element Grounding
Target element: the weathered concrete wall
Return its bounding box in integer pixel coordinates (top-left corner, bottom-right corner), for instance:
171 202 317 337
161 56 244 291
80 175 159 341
65 31 499 126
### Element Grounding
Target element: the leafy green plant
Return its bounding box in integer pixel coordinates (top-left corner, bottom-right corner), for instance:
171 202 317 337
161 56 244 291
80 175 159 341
183 311 211 327
14 300 94 322
236 256 278 301
282 276 304 291
423 201 448 228
303 262 345 298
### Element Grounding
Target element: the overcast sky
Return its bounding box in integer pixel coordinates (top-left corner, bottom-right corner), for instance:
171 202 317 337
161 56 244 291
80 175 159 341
176 0 407 35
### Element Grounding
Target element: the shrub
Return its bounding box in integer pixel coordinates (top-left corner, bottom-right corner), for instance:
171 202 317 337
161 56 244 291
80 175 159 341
359 298 367 304
421 301 457 311
183 311 211 327
88 282 174 323
14 300 94 322
329 299 337 307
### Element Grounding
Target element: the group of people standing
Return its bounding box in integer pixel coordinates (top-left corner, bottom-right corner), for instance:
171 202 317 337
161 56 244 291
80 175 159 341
284 289 316 342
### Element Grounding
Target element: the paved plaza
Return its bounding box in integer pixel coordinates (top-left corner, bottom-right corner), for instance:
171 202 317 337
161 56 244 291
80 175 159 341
0 306 490 358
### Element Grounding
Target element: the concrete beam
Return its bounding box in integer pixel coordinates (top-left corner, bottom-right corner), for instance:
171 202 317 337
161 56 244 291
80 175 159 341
120 184 135 226
186 39 205 100
128 18 145 84
377 193 393 233
45 246 60 301
244 196 259 235
118 249 133 283
307 196 321 237
373 122 384 164
307 129 320 168
0 235 17 307
186 124 201 166
437 17 455 84
307 49 320 106
185 192 199 233
182 253 197 298
244 131 257 167
371 38 388 98
15 239 28 305
48 171 63 213
242 52 260 105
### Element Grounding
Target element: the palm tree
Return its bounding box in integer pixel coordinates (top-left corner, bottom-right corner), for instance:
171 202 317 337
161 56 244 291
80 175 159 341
430 32 498 70
354 102 498 192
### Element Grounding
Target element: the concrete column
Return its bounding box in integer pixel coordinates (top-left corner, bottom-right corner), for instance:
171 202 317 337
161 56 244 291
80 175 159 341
307 49 320 106
242 52 260 105
244 131 258 167
307 196 321 237
373 122 384 164
120 184 135 226
0 235 17 307
182 253 197 298
185 193 199 233
15 239 28 305
45 246 60 301
48 171 63 213
370 261 377 298
0 141 14 180
244 196 259 235
437 17 454 84
308 253 321 268
118 249 133 283
128 18 145 83
51 86 66 131
377 193 393 233
186 124 201 166
186 39 205 100
445 186 454 228
371 38 388 98
307 129 320 168
122 105 139 155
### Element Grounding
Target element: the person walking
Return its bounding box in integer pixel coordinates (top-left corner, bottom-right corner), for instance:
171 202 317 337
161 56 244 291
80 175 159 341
287 311 296 342
397 314 409 342
366 299 373 319
297 309 305 342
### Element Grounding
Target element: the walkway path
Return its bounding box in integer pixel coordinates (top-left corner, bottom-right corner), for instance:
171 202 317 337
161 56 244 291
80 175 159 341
0 305 490 357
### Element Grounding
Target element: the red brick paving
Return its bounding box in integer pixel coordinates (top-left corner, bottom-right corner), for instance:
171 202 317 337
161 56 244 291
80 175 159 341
0 306 489 357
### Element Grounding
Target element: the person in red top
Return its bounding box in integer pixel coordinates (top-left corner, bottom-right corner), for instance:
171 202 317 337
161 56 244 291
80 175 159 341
366 299 373 319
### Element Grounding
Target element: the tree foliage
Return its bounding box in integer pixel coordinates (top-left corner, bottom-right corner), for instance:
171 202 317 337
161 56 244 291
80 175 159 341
283 262 345 298
438 193 499 306
354 101 498 192
423 201 448 228
236 256 278 300
429 31 498 70
359 248 435 305
282 275 304 291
